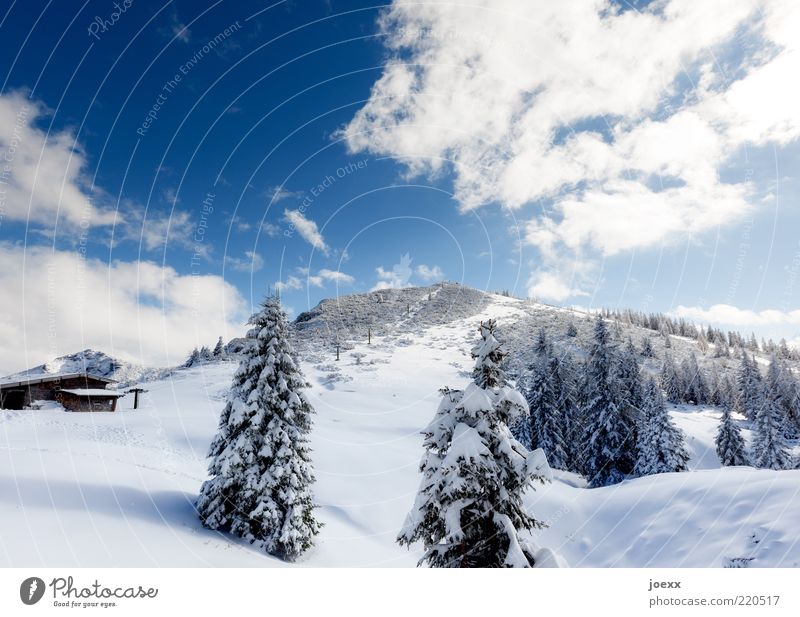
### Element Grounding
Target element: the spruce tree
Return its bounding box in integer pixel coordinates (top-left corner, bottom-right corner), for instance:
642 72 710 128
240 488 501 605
212 336 225 358
618 338 644 412
398 320 551 568
534 327 549 356
736 353 762 420
553 352 581 472
197 296 321 560
635 378 690 475
659 354 682 404
640 337 655 358
526 353 568 470
581 316 634 487
185 347 201 367
681 353 708 405
751 358 792 470
715 404 749 466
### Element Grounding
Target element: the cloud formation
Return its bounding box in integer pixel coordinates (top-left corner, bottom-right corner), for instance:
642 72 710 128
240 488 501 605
283 209 329 255
275 267 354 292
0 91 116 230
672 304 800 330
342 0 800 300
0 243 248 374
225 250 264 272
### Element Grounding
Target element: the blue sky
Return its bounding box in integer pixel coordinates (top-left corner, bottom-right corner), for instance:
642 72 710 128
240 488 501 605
1 0 799 370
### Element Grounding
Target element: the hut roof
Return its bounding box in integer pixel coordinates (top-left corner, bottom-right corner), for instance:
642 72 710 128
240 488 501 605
0 372 117 389
60 388 124 397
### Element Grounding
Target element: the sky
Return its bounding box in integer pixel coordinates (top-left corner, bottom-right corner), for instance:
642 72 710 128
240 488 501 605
0 0 799 372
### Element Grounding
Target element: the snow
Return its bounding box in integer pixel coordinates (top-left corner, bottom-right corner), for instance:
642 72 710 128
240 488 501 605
60 389 125 397
1 286 799 567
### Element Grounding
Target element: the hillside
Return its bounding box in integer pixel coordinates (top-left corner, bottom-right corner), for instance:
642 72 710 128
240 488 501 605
1 285 798 567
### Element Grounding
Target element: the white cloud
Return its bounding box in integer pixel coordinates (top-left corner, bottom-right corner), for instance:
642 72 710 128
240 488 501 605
372 253 413 290
317 268 355 285
225 250 264 272
261 221 280 236
415 264 443 281
283 209 329 255
266 185 304 203
529 271 589 303
671 304 800 329
341 0 800 298
0 244 248 374
275 268 354 291
275 275 303 293
0 92 116 230
227 214 251 232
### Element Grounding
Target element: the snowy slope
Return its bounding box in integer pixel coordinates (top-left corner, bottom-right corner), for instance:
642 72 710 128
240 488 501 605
1 287 798 567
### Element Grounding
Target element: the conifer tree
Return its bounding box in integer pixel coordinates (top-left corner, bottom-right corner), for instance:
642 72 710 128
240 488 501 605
736 353 762 420
526 353 568 470
681 353 708 405
635 378 690 475
715 404 749 467
553 352 581 472
751 358 792 470
618 338 644 412
534 327 549 356
640 337 655 358
212 336 226 358
398 320 551 567
566 322 578 338
659 353 682 404
581 316 634 487
185 347 201 367
197 296 321 560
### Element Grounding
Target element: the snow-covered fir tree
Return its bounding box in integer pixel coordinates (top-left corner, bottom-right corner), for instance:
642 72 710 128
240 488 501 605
566 322 578 337
715 403 749 467
769 358 800 439
197 295 321 560
640 336 655 358
635 378 690 476
617 338 644 412
751 357 792 470
200 345 213 361
708 364 725 407
184 347 201 367
212 336 226 358
398 320 552 568
534 327 549 355
659 353 682 404
525 353 569 470
581 316 635 487
680 353 708 405
553 352 581 472
736 352 762 420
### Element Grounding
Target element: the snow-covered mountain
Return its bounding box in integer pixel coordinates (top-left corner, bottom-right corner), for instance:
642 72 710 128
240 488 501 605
290 282 770 383
1 348 173 387
1 284 798 567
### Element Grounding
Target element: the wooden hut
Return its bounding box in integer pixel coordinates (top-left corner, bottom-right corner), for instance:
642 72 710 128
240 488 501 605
0 373 124 412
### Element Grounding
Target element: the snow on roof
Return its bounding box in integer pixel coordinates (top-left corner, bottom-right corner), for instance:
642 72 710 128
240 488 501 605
59 389 125 397
0 372 117 388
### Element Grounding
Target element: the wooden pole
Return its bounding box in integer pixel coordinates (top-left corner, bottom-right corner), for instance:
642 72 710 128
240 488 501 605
127 388 148 410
